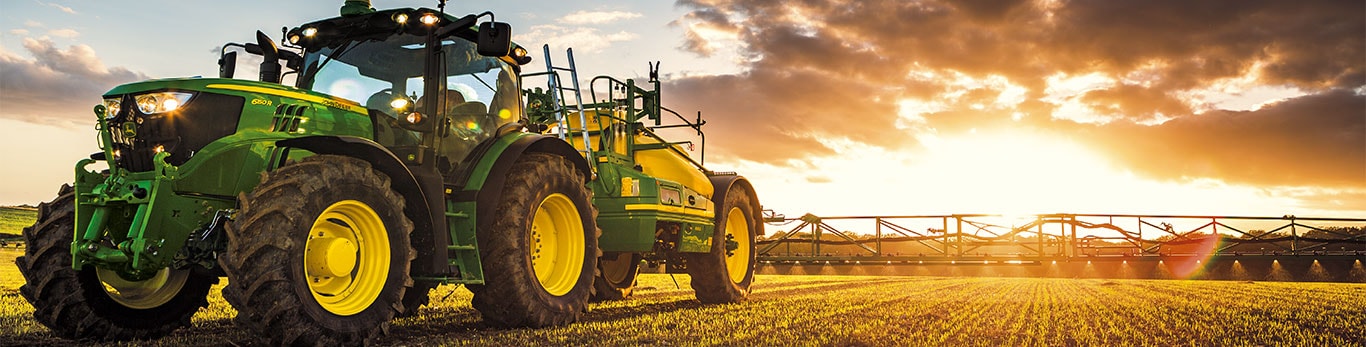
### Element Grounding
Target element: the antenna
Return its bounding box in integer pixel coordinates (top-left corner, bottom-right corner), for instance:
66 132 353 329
648 61 659 83
438 0 447 13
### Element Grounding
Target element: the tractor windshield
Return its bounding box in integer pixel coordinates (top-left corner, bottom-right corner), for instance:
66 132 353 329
298 33 522 173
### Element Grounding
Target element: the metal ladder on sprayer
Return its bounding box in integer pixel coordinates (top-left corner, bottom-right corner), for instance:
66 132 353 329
532 45 595 165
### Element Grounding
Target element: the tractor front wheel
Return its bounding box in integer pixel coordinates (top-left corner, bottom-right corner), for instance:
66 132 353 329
221 155 414 346
17 185 216 341
685 186 759 303
469 153 599 327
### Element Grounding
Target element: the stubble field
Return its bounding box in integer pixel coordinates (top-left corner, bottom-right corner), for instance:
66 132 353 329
1 247 1363 346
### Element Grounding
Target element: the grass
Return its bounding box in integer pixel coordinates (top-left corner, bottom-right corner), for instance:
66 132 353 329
2 247 1363 346
0 206 37 240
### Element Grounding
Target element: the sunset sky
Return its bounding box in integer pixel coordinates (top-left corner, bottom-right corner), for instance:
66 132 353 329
1 0 1362 218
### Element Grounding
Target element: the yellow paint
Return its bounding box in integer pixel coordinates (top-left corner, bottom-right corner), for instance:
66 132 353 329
530 193 585 296
305 200 390 316
635 135 713 198
96 267 189 309
724 207 751 283
621 177 638 197
564 109 629 156
624 204 715 218
206 84 367 114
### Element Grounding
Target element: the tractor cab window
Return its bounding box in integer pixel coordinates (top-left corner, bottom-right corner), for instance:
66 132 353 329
302 34 428 148
300 34 522 164
410 46 522 176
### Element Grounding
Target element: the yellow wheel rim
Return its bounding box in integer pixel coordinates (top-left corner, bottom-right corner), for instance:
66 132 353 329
724 207 751 284
530 193 585 296
97 267 188 309
600 254 635 285
304 200 390 316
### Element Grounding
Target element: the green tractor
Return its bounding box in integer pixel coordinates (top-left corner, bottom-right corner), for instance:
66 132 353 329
16 1 762 344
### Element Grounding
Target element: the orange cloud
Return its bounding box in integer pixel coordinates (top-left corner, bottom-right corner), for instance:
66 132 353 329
667 0 1364 189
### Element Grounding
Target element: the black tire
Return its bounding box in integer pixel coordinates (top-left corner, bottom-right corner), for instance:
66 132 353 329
591 252 641 302
221 155 414 346
468 153 599 328
396 281 438 318
685 186 759 303
17 184 216 341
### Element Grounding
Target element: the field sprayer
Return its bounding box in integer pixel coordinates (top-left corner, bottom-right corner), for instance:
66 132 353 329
16 1 762 344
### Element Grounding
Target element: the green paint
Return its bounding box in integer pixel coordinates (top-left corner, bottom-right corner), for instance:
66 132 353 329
62 4 749 285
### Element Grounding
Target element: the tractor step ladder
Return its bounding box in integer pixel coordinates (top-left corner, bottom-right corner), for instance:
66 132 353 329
441 201 483 284
538 45 595 166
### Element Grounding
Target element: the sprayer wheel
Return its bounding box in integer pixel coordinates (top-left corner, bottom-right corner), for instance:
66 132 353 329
685 186 759 303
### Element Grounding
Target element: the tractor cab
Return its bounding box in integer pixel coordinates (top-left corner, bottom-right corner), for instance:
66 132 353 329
281 7 528 177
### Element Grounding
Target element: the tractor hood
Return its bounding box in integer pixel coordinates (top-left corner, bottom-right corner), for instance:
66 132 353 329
104 78 365 114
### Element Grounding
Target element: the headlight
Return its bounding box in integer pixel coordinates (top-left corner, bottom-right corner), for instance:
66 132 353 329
102 98 122 118
134 92 194 114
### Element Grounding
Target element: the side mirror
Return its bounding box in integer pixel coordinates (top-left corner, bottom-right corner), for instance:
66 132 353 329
218 51 238 78
255 30 282 83
476 22 512 57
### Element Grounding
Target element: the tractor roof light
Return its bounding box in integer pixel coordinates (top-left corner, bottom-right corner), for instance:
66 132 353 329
420 13 440 25
406 112 423 124
393 12 409 24
290 27 318 44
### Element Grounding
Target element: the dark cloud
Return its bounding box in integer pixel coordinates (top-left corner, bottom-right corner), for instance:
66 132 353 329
1079 84 1191 120
669 0 1364 189
1087 90 1365 188
0 38 149 125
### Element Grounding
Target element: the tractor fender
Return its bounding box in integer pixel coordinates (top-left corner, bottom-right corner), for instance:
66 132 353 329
275 136 446 275
467 134 592 230
708 174 764 236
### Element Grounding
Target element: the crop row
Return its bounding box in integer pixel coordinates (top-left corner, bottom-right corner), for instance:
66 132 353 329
1 247 1362 346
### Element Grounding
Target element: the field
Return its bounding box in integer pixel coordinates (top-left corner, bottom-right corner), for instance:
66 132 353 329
2 248 1363 346
0 206 37 241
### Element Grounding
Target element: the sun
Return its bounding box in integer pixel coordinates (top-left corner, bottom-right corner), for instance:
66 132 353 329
724 127 1305 218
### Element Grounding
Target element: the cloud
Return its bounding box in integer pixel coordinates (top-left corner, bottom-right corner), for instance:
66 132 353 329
669 6 740 58
559 10 642 25
667 0 1364 189
42 1 77 14
515 25 637 53
24 20 43 28
1084 90 1366 188
0 38 149 126
9 29 30 36
46 28 79 38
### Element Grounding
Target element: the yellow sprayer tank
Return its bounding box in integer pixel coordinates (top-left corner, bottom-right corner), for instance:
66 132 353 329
566 110 714 198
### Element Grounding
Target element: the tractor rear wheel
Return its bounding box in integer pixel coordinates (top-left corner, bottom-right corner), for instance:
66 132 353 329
221 155 414 346
469 153 599 327
685 187 758 303
17 185 216 341
591 252 641 301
